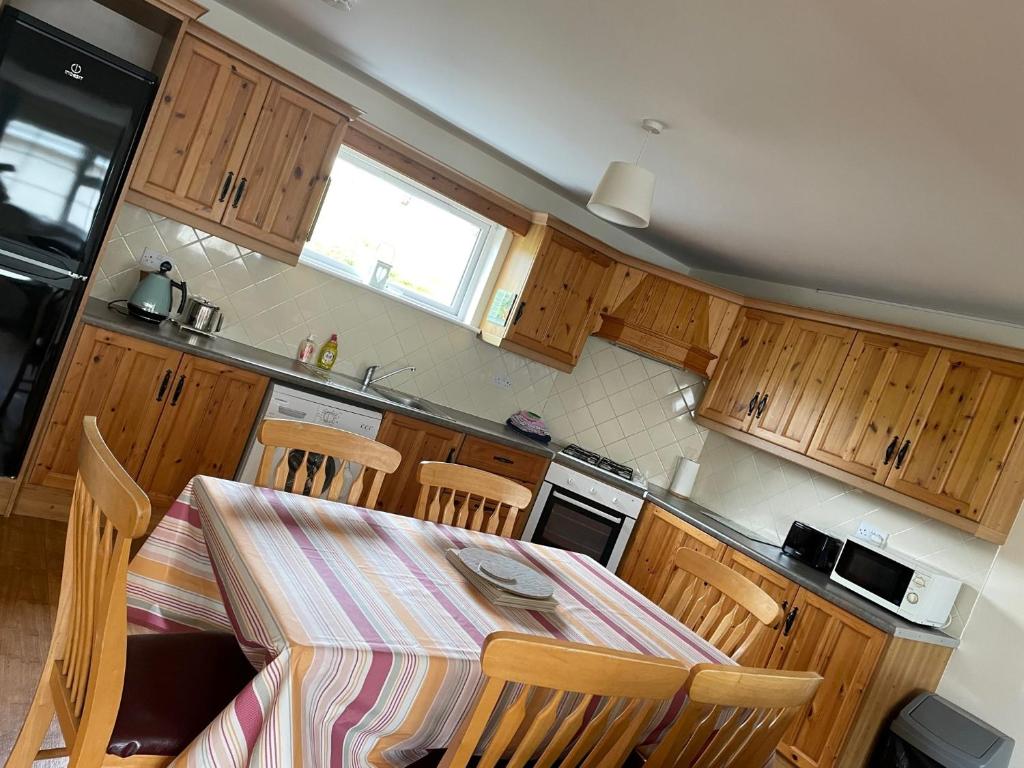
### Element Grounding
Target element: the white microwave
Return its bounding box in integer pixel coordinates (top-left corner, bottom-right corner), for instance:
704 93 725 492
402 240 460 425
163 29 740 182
830 539 962 628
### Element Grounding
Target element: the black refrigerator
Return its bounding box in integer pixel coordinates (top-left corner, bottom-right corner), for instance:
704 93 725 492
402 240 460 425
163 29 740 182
0 8 156 477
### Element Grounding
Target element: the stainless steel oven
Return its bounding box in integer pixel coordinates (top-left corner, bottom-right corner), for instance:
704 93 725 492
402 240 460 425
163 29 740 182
521 462 643 572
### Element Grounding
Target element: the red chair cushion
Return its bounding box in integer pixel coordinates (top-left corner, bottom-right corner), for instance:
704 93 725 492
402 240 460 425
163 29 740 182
107 632 256 758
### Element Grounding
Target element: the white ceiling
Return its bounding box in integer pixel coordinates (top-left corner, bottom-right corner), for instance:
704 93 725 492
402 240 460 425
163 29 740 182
220 0 1024 324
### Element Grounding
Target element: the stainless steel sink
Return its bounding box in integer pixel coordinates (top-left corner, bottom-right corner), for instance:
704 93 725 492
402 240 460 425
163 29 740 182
370 387 453 421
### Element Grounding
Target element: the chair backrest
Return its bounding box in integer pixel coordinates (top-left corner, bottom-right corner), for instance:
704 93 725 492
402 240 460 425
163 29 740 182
438 632 689 768
256 418 402 508
646 664 822 768
660 548 782 664
414 461 533 537
53 416 151 764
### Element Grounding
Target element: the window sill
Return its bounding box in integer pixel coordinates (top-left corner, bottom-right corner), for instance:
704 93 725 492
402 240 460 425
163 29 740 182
300 254 483 334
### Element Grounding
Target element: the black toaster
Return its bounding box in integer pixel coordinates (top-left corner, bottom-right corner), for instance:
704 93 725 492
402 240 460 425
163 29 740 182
782 521 844 573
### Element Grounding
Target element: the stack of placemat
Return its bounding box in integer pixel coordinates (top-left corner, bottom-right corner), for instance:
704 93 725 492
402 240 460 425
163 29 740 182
446 547 559 613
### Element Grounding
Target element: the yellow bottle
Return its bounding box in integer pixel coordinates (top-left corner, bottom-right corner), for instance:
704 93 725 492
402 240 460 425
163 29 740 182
316 334 339 371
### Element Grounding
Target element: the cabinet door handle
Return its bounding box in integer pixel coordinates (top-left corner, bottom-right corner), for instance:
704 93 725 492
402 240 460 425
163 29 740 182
170 375 186 406
306 176 332 242
783 606 799 636
493 456 514 465
756 393 769 418
218 171 235 203
512 302 526 326
155 369 172 402
895 439 912 470
748 391 761 416
231 178 248 209
445 448 457 463
883 435 900 465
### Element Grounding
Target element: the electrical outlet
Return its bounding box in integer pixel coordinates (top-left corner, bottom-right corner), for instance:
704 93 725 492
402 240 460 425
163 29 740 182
139 247 166 272
855 522 889 548
492 374 513 390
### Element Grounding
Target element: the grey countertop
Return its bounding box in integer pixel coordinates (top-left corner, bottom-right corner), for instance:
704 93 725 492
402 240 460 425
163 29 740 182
82 299 556 459
643 486 959 648
83 299 956 647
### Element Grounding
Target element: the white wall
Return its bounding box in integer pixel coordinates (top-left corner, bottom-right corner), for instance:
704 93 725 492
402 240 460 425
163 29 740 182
938 521 1024 765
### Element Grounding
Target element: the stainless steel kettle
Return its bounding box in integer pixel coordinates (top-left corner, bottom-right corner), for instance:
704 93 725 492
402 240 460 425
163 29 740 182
128 261 187 324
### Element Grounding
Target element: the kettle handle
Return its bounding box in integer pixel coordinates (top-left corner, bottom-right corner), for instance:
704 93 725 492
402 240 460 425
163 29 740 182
174 280 188 315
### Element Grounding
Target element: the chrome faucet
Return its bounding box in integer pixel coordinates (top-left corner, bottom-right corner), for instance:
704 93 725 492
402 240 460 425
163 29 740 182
362 364 416 388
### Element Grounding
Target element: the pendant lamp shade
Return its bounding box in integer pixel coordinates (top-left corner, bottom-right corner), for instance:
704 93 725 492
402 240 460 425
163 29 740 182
587 161 655 228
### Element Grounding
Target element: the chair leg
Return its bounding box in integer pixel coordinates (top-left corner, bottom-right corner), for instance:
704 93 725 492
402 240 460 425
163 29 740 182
5 660 59 768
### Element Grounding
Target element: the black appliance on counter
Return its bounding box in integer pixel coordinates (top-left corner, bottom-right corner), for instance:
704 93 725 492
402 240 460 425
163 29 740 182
782 521 843 573
0 8 156 477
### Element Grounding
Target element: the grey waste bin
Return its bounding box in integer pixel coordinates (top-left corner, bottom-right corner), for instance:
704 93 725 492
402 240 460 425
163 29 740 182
874 692 1014 768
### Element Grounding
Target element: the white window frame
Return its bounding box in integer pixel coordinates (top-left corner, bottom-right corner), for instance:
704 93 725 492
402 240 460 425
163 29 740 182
301 147 505 326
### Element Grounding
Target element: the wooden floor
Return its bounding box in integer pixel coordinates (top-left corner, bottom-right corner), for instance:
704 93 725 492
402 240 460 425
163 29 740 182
0 514 68 767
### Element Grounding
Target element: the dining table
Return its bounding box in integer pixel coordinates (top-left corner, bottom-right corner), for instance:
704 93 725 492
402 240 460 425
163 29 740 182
126 476 733 768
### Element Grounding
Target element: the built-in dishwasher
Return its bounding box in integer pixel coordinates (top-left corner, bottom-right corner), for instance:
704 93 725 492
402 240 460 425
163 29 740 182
237 384 383 495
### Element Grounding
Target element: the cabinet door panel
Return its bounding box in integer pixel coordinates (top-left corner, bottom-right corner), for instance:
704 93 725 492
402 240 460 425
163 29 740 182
132 36 270 220
136 356 268 517
748 320 854 452
374 413 465 517
770 590 885 768
885 351 1024 521
698 309 792 431
807 334 940 483
221 83 347 255
507 233 612 366
30 327 182 490
618 502 726 604
720 549 799 667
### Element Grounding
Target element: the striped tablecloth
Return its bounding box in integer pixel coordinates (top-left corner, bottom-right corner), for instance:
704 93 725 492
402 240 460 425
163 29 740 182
127 476 731 767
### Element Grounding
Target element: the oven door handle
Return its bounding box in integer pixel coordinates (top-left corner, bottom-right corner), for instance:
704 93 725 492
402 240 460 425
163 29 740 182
550 491 625 523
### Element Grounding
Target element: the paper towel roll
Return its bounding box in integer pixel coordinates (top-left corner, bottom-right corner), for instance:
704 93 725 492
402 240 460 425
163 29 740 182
669 457 699 499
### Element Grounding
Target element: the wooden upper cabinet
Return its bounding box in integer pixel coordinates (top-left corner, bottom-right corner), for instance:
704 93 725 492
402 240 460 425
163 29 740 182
30 326 183 490
504 231 614 368
746 319 854 452
769 590 886 768
374 413 465 517
136 355 268 516
808 334 940 483
884 351 1024 525
129 30 356 263
618 502 726 604
132 35 270 220
596 270 741 378
698 309 792 431
220 83 347 254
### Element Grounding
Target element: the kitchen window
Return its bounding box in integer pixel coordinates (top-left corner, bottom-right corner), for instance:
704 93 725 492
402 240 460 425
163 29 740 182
302 147 506 324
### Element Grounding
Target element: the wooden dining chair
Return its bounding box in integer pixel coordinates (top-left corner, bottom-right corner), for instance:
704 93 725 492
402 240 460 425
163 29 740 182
414 461 533 537
659 548 783 664
6 416 255 768
256 418 402 507
645 664 823 768
417 631 690 768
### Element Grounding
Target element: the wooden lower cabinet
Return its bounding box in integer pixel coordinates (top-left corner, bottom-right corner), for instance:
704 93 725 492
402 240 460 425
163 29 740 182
720 548 800 667
618 502 727 604
620 503 953 768
455 435 548 537
373 412 465 517
769 590 887 768
135 355 267 516
27 326 268 524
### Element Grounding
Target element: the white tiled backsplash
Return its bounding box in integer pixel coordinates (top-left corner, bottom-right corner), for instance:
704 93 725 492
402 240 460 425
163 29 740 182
689 430 1001 637
94 205 999 637
93 205 708 488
